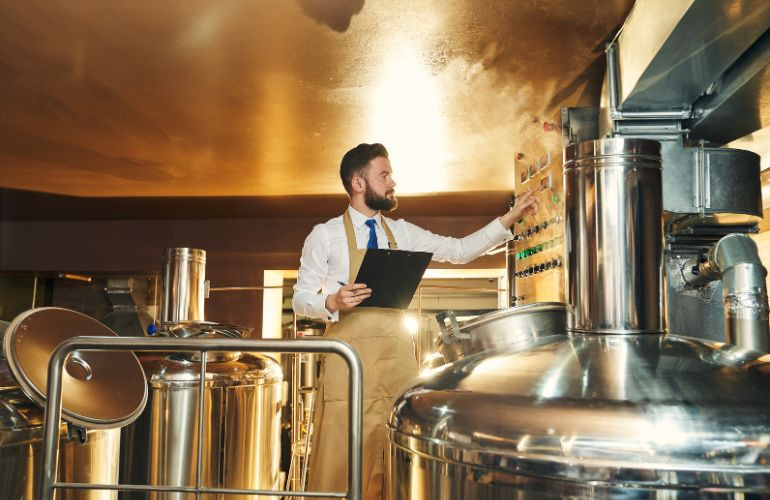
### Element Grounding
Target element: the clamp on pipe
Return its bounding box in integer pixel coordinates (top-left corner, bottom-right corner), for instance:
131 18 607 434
682 234 770 352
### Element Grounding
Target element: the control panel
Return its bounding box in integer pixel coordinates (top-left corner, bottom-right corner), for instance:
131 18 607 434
513 151 566 304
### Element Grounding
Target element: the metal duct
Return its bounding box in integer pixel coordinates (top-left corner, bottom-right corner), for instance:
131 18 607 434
683 233 770 352
100 278 155 337
690 27 770 144
616 0 770 111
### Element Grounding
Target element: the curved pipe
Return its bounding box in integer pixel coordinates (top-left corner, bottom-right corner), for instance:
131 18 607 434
683 234 769 352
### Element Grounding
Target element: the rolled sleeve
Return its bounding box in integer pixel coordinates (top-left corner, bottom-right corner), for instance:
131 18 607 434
403 217 512 264
292 225 335 320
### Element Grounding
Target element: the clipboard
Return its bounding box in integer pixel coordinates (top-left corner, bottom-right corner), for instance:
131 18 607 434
354 249 432 309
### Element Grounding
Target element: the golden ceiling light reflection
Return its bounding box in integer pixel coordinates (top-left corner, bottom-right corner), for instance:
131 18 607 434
0 0 636 197
370 36 449 195
253 73 301 194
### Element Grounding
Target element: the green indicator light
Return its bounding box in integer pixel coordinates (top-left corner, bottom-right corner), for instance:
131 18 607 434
551 194 560 203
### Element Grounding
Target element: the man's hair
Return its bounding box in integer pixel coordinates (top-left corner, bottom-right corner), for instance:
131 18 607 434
339 143 389 194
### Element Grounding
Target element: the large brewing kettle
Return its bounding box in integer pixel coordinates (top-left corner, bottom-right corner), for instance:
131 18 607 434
388 312 770 498
0 308 148 499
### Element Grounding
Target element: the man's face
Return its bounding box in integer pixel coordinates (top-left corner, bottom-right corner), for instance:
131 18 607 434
362 156 398 211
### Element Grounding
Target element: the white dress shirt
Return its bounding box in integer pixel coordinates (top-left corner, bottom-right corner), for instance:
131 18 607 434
292 205 512 321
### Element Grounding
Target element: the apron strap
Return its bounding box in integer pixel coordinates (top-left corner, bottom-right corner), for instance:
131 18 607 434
342 209 398 250
342 209 399 284
382 220 398 250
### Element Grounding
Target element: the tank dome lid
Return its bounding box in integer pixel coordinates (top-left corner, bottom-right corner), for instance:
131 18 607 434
389 334 770 490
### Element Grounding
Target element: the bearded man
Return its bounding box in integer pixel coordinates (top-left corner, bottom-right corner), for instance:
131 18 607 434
292 142 538 499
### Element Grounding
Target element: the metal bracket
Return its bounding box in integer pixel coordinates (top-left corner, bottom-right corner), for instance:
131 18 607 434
66 423 88 445
435 310 470 344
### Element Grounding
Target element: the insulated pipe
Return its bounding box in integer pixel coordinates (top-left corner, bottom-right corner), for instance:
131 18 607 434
683 234 770 352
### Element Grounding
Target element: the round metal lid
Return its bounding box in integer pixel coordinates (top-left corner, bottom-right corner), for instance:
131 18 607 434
3 307 148 429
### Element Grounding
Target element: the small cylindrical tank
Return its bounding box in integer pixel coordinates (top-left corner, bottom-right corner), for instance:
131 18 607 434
564 138 663 333
161 248 207 325
0 386 121 500
120 331 283 500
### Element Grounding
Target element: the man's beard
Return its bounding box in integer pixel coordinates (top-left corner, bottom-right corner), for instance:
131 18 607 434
364 183 398 211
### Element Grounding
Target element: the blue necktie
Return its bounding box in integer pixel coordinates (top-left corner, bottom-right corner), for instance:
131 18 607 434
364 219 379 249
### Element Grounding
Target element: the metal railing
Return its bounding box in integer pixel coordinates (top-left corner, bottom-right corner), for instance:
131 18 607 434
39 337 363 500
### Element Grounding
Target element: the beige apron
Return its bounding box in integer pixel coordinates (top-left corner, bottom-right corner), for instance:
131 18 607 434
307 212 419 500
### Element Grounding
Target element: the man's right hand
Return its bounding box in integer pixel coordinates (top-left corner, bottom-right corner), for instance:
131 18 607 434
325 283 372 313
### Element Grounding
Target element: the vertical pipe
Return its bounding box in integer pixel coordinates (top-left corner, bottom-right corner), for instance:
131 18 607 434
606 42 620 117
505 240 516 307
300 390 315 490
39 347 66 500
505 195 516 307
195 350 207 500
343 342 363 500
31 276 38 308
416 286 423 365
290 355 301 489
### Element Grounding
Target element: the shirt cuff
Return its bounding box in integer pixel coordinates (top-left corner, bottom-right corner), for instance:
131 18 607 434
325 305 339 322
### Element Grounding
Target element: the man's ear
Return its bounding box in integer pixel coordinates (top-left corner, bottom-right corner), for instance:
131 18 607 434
351 175 366 193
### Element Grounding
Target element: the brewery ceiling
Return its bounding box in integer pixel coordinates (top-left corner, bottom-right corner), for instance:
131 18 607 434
0 0 633 217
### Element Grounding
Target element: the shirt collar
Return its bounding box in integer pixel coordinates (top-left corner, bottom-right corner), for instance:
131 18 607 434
348 205 381 228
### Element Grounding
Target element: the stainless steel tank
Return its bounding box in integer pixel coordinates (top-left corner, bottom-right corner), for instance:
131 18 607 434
387 138 770 498
388 332 770 497
564 138 663 333
0 385 121 500
120 327 283 500
0 308 147 499
161 248 207 325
